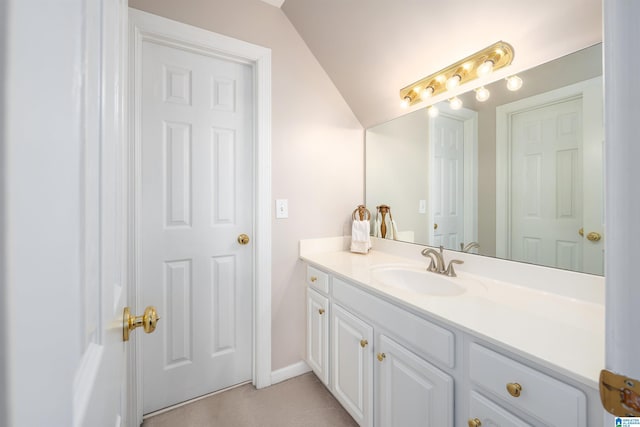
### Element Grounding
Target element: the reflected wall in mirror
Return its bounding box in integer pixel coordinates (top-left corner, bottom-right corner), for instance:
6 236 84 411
366 44 603 275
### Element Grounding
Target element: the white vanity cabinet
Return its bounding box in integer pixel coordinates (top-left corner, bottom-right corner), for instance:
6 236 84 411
303 262 601 427
376 334 453 426
467 342 588 427
331 304 374 427
306 288 329 386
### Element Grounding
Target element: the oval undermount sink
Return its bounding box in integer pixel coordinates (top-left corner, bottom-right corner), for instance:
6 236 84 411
370 266 466 297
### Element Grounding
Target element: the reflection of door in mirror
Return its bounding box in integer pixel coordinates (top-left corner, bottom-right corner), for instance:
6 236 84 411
428 108 478 251
496 77 603 275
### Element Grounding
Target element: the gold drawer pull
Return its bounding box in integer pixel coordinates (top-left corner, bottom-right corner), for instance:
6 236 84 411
468 418 482 427
506 382 522 397
360 339 368 348
310 276 318 282
318 308 325 315
377 353 386 362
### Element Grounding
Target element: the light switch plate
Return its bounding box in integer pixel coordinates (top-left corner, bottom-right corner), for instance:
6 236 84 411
275 199 288 218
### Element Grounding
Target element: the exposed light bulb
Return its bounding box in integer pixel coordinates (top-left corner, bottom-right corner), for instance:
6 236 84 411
421 86 434 100
427 105 439 118
475 86 490 102
413 87 422 95
446 74 461 91
506 75 523 91
476 60 494 77
449 97 463 110
400 96 412 108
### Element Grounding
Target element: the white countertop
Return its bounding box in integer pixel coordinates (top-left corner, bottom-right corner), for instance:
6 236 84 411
300 237 605 389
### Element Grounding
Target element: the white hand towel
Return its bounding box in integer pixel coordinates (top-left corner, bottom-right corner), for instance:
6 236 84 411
350 220 372 254
374 216 398 240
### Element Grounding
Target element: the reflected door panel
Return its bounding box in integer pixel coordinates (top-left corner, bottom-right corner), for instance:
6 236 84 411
430 114 464 250
510 97 583 270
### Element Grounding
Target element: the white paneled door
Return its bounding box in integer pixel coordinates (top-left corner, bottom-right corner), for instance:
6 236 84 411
140 38 254 414
510 97 584 271
429 114 465 250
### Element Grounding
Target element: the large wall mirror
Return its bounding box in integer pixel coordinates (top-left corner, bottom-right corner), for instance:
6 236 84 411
366 43 603 275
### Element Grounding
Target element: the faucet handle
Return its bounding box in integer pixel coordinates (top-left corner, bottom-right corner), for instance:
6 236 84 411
445 259 464 277
427 258 438 272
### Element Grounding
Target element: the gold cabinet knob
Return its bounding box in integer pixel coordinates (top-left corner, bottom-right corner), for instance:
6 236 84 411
237 234 250 245
310 276 318 282
578 227 584 237
318 308 325 315
123 306 160 342
587 231 602 242
377 353 386 362
360 339 368 348
506 382 522 397
434 223 438 230
468 418 482 427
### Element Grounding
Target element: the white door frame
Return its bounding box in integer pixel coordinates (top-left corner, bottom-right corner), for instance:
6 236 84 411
495 77 601 259
128 9 272 424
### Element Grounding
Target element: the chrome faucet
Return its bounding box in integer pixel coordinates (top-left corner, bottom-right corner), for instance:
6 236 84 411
421 245 464 277
460 241 480 253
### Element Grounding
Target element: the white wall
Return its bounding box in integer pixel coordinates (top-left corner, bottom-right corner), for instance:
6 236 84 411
128 0 364 372
366 109 429 244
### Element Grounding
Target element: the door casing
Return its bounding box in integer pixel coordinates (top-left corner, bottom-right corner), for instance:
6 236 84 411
127 9 272 424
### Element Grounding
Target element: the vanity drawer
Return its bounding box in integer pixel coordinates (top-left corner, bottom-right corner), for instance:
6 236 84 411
469 343 586 427
332 276 454 368
307 266 329 294
469 390 531 427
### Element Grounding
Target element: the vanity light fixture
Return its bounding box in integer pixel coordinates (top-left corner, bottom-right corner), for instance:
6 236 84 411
399 41 514 108
427 105 439 118
506 75 523 91
475 86 490 102
449 97 463 110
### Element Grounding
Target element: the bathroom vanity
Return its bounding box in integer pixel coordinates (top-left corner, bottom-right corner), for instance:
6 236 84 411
301 237 604 427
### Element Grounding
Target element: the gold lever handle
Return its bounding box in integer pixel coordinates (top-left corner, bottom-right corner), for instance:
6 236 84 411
360 339 368 348
468 418 482 427
506 382 522 397
123 306 160 342
587 231 602 242
377 353 386 362
318 308 325 315
237 234 250 245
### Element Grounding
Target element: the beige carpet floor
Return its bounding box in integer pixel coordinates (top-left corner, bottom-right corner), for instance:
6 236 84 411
142 373 359 427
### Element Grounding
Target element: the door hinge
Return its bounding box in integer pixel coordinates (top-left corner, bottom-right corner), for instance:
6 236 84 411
600 369 640 417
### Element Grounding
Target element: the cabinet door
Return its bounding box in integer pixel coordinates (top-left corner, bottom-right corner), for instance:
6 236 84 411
376 335 454 427
307 288 329 385
332 304 374 427
468 391 532 427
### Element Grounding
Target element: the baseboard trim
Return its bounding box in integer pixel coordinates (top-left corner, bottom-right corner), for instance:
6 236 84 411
270 360 311 385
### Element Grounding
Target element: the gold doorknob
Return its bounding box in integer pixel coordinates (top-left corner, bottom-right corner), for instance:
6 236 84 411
587 231 602 242
360 339 368 348
506 382 522 397
377 353 386 362
468 418 482 427
318 308 325 315
237 234 250 245
123 306 160 342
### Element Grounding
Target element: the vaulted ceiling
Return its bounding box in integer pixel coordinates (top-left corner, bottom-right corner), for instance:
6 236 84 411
280 0 602 128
